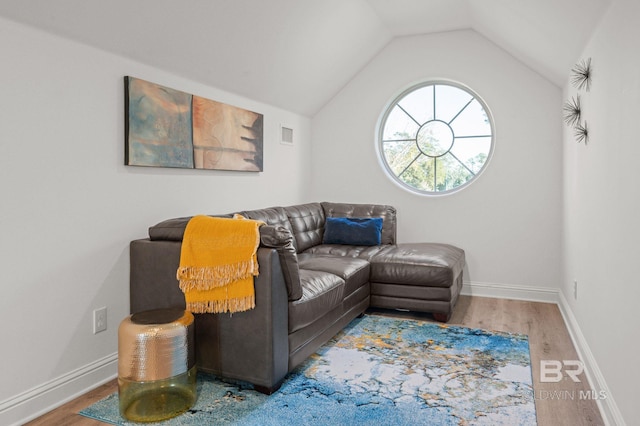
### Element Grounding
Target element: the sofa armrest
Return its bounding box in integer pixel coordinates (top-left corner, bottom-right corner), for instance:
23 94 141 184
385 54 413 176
129 239 290 392
260 225 302 301
196 247 290 392
130 239 185 313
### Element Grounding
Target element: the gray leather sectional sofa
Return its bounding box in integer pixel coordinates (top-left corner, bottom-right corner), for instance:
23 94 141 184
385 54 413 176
130 202 465 393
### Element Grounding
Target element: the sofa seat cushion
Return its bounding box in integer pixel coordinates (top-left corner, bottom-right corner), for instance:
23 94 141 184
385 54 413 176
288 270 344 333
303 244 393 261
370 243 465 288
298 254 370 295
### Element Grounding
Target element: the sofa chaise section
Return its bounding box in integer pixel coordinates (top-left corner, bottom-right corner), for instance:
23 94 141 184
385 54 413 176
369 243 465 322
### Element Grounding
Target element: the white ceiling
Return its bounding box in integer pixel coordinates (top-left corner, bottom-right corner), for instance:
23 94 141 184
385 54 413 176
0 0 610 116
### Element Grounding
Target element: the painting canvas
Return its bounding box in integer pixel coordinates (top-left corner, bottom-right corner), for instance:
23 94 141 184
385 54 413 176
125 77 193 168
192 96 263 171
125 77 263 171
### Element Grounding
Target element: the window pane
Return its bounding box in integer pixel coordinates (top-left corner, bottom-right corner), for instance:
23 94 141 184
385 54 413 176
449 137 491 173
397 86 434 126
434 85 472 123
449 99 491 137
438 153 474 191
401 155 434 192
383 141 420 176
382 105 420 141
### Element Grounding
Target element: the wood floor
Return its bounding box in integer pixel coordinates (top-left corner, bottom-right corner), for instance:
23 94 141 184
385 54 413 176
26 296 604 426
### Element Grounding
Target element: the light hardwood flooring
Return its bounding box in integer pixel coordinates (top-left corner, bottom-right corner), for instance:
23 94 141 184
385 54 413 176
26 296 604 426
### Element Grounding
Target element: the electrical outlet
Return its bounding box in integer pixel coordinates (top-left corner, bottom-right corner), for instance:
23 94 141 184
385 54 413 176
93 307 107 334
573 280 578 300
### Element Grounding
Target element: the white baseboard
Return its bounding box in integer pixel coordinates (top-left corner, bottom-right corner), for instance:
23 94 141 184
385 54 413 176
461 280 560 303
0 352 117 426
557 292 626 426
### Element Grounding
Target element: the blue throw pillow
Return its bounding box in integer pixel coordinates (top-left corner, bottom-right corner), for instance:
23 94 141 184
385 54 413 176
322 217 383 246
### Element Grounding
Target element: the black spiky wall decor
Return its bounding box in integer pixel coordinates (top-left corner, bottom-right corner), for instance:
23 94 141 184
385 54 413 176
574 121 589 144
565 58 593 144
571 57 592 92
563 95 582 127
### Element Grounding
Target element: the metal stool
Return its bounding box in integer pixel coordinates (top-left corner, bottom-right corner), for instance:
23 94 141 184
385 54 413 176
118 308 196 422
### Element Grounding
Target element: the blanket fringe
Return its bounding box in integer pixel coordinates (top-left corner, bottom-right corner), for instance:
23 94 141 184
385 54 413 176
177 258 258 291
186 296 256 314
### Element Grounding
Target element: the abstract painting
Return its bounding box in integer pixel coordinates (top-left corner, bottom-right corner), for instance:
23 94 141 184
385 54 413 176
125 77 263 171
124 77 193 168
192 96 263 171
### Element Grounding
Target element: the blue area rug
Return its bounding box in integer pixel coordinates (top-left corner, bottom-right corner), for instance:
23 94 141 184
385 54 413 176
80 315 536 425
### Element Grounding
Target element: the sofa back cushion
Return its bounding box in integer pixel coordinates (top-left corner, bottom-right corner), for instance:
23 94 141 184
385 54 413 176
148 214 233 241
284 203 325 253
321 202 397 245
239 206 293 232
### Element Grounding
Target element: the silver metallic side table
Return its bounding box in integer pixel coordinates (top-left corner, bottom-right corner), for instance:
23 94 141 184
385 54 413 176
118 308 196 422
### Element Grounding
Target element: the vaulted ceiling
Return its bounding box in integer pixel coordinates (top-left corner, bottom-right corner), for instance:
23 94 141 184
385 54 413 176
0 0 610 116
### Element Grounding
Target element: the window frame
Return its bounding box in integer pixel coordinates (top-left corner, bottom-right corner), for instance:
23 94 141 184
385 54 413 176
376 80 495 196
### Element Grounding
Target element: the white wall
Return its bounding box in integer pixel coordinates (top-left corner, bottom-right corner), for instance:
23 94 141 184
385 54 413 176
562 0 639 423
311 30 563 296
0 17 310 424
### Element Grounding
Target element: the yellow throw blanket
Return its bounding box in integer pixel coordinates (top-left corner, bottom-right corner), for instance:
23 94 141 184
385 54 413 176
177 214 263 314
